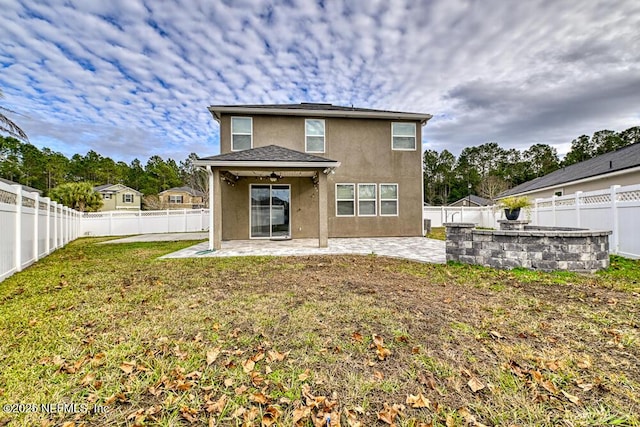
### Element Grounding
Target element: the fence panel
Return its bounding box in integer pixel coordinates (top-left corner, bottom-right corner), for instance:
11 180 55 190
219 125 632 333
534 184 640 258
0 182 80 283
81 209 210 237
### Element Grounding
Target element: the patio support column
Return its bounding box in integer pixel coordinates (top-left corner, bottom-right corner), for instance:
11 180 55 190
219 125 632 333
206 166 214 251
318 171 328 247
212 168 223 250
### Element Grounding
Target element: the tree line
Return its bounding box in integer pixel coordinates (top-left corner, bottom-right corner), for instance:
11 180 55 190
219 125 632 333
424 126 640 205
0 135 207 200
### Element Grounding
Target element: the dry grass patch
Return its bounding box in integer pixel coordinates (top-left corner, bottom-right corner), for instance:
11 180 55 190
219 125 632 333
0 239 638 426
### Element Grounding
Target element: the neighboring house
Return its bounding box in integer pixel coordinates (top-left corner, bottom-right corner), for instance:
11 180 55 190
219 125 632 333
499 142 640 200
195 102 432 249
94 184 141 211
449 194 494 207
158 186 206 209
0 177 42 195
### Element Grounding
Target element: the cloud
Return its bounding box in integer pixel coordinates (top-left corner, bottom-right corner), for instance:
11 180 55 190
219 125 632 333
0 0 638 164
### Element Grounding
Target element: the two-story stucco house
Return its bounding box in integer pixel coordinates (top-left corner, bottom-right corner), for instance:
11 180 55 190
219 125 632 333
158 186 206 209
94 184 142 211
194 103 432 249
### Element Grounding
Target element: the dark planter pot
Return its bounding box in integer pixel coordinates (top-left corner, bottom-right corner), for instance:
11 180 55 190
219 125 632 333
504 208 521 220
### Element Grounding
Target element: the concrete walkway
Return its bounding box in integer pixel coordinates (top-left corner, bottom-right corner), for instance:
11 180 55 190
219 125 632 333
161 236 445 264
100 232 209 244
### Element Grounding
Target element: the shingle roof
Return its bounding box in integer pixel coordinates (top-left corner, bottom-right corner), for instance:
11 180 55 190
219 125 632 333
452 194 494 206
94 183 141 194
208 102 432 123
159 186 205 197
198 145 338 163
500 142 640 197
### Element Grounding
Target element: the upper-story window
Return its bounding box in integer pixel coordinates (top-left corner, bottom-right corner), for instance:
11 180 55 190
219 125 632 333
392 122 416 150
231 117 252 151
103 193 111 199
305 119 325 153
169 195 183 204
123 193 134 203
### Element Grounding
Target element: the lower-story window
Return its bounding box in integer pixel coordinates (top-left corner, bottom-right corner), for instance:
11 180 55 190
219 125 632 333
358 184 377 216
380 184 398 216
336 184 355 216
169 195 183 204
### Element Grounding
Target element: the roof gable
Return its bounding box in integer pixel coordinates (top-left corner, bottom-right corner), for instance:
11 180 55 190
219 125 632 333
94 183 141 195
159 186 205 197
501 142 640 197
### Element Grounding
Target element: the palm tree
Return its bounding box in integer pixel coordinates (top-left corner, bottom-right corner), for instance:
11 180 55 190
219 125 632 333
0 88 28 141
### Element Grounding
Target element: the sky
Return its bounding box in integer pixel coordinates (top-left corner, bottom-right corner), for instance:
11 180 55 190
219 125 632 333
1 0 639 164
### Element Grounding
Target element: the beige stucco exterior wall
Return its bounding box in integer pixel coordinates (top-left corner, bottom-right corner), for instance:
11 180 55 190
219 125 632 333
518 170 640 200
220 176 319 240
218 114 424 238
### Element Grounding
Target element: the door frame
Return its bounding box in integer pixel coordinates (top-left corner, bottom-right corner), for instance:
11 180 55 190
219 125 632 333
249 183 291 239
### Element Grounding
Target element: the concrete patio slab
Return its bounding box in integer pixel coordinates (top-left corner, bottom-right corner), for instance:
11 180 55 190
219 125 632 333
161 237 445 264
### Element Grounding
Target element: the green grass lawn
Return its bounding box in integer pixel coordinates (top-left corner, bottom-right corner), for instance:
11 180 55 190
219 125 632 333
1 238 639 426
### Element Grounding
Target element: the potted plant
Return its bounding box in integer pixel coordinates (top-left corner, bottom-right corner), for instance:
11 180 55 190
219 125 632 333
499 196 531 220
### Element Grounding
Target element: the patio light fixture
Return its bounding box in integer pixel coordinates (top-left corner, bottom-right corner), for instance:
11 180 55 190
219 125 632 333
269 172 280 182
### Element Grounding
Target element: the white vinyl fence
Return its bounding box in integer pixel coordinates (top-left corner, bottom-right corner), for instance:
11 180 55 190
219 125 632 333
423 205 505 229
0 181 81 282
80 209 210 237
534 184 640 259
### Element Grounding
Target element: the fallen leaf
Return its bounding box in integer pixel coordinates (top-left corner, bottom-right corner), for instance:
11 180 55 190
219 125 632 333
267 350 289 362
119 362 136 375
223 378 234 387
242 359 255 374
206 395 227 414
352 332 363 343
231 407 246 418
467 377 485 393
406 393 430 408
298 369 311 381
577 382 594 391
206 347 221 365
344 408 362 427
250 392 270 405
234 385 248 395
489 330 504 339
577 358 592 369
377 403 404 425
561 390 581 404
541 380 559 395
292 406 311 424
80 372 96 386
261 405 281 426
373 370 384 380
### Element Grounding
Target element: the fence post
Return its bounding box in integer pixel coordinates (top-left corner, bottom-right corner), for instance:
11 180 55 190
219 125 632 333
611 185 620 254
137 210 142 234
440 206 445 226
551 195 557 226
166 209 170 232
53 202 58 249
184 208 188 232
109 211 113 236
574 191 582 228
12 185 22 272
33 193 39 262
44 197 51 254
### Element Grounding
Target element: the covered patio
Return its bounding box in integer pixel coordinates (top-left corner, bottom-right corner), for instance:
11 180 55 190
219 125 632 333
194 145 340 250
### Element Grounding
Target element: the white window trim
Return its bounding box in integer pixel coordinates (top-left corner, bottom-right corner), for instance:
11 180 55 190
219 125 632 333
231 116 253 151
391 122 416 151
169 195 184 204
335 183 355 217
305 118 325 153
357 183 377 217
379 183 399 216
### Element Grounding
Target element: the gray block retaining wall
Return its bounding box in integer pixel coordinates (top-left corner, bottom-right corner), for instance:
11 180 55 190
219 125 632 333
444 221 611 273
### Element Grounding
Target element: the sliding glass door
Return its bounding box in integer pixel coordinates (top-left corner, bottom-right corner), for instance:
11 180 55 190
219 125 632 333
250 185 290 239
